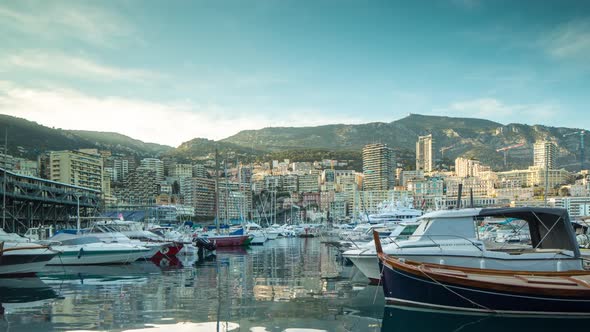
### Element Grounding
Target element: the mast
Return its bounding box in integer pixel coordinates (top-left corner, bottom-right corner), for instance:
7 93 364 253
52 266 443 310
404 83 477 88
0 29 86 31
224 158 229 226
214 148 220 233
2 129 7 230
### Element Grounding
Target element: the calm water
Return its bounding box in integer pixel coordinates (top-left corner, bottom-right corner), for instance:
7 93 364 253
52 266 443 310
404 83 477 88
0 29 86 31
2 237 590 332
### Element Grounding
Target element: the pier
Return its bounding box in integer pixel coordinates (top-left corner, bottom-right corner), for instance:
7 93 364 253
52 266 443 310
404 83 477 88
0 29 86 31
0 168 101 234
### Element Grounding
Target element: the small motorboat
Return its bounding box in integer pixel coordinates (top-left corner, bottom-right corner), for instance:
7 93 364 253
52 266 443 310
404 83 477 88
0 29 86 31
374 229 590 315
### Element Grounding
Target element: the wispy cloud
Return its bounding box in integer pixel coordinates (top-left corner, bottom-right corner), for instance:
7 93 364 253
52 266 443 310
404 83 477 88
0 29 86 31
0 2 137 47
0 81 364 146
541 19 590 59
436 98 562 126
0 51 162 82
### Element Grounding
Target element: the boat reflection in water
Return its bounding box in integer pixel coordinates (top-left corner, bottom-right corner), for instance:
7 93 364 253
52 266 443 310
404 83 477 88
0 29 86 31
0 277 57 331
0 277 57 303
0 238 382 331
382 305 590 332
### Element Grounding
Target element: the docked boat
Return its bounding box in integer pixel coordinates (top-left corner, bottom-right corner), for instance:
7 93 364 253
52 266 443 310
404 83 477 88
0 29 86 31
198 226 251 247
242 222 268 245
346 208 586 283
0 242 57 275
0 229 58 275
361 198 423 224
44 233 152 265
374 208 590 315
204 234 250 247
95 221 184 258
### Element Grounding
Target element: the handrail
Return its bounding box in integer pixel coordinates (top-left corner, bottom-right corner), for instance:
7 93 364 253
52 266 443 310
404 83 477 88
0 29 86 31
384 233 485 254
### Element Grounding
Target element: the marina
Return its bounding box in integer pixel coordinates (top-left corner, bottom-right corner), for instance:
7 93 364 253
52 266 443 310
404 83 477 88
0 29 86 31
1 1 589 329
2 219 590 331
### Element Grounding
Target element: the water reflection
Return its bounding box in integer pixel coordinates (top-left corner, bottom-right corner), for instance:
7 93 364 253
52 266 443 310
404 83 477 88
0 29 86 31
381 305 590 332
1 238 383 331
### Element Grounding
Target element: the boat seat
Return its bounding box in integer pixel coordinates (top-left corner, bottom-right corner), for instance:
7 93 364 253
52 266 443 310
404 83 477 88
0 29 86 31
514 275 579 286
422 266 468 278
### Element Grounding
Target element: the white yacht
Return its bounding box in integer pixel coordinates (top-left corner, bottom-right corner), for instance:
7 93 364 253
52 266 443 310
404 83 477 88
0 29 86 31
242 222 268 245
345 207 585 283
361 198 423 225
44 233 151 265
0 228 57 275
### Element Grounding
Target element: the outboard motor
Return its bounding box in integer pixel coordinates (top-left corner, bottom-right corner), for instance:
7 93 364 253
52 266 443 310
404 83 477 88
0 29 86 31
194 237 216 251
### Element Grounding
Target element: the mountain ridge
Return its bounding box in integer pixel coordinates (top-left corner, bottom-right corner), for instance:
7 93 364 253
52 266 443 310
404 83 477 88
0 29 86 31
1 113 586 171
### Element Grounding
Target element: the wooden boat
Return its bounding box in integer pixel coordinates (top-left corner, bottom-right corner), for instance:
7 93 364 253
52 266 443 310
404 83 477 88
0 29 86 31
349 207 587 283
374 230 590 315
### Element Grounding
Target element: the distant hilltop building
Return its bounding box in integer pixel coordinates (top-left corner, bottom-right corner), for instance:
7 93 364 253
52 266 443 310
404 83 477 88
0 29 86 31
534 140 557 169
362 143 395 191
416 134 433 173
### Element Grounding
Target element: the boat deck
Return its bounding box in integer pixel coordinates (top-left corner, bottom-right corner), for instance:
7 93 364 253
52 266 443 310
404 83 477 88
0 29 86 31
422 265 590 290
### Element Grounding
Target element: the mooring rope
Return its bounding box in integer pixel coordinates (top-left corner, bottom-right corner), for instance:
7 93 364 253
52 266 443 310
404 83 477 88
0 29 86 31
416 264 496 314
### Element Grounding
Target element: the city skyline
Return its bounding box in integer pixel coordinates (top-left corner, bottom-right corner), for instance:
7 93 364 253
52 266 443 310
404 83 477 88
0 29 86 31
1 1 589 146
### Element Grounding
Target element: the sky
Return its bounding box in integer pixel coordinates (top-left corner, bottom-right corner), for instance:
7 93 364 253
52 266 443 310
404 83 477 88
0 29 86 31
0 0 589 147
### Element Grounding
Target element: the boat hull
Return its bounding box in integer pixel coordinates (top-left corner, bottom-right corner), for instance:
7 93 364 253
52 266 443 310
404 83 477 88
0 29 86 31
151 242 184 258
248 234 267 245
0 247 56 275
207 235 250 247
347 252 583 283
48 247 150 265
380 260 590 315
0 259 52 275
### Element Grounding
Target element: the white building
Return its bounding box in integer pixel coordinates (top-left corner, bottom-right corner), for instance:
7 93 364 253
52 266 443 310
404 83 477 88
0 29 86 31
140 158 164 182
416 134 433 172
534 140 557 169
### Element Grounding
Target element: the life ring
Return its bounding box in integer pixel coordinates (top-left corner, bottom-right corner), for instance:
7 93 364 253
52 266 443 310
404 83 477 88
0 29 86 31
160 247 170 255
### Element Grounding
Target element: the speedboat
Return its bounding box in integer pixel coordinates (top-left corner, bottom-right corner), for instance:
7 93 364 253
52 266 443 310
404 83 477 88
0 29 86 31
242 222 268 245
0 229 57 275
44 233 151 265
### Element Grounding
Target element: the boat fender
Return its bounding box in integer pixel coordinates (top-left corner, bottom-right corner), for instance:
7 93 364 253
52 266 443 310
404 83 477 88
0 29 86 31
77 247 84 259
557 260 562 272
439 258 445 265
479 259 485 269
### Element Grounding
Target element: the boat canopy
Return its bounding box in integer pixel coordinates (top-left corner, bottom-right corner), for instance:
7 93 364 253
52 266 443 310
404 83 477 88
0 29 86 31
480 207 580 257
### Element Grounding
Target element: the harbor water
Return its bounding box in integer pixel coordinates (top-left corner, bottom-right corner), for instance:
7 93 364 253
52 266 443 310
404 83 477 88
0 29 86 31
2 237 590 332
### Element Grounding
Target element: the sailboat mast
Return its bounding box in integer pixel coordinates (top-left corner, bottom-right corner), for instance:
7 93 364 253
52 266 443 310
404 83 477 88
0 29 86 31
2 129 7 230
214 148 220 233
224 158 229 225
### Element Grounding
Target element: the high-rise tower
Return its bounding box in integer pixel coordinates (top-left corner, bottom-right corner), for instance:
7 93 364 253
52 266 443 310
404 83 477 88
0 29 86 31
534 140 557 169
416 134 433 172
362 143 395 191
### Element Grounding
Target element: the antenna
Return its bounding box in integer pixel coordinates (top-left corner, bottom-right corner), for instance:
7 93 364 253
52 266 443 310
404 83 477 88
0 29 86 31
2 129 7 230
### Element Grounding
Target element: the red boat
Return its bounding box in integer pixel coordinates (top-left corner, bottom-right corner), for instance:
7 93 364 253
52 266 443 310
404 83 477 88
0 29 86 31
151 241 184 258
205 234 250 247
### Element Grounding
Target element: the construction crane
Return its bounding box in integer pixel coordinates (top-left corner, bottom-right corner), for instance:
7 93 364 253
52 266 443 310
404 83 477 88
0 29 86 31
496 143 525 167
564 130 586 171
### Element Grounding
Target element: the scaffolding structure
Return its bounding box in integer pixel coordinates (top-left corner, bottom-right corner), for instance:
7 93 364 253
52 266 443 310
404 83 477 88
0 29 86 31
0 168 101 234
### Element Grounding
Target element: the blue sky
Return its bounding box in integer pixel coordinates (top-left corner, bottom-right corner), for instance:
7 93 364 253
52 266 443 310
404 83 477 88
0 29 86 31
0 0 589 146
